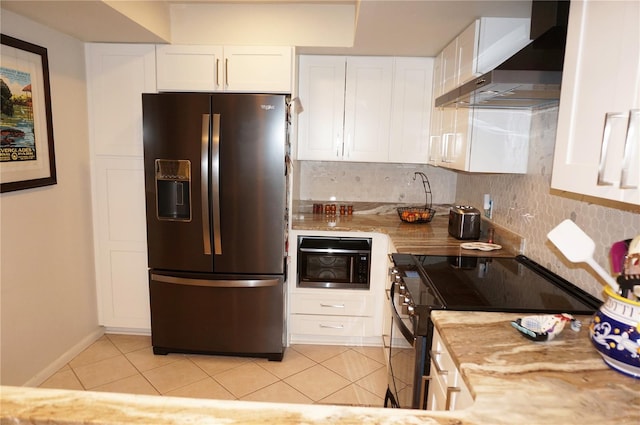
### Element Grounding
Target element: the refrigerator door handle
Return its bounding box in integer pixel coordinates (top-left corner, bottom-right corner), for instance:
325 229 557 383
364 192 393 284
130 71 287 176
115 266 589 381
151 274 280 288
211 113 223 255
201 114 212 255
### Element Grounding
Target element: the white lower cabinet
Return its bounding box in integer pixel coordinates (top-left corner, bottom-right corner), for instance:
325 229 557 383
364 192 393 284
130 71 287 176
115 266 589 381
288 231 388 346
427 327 474 411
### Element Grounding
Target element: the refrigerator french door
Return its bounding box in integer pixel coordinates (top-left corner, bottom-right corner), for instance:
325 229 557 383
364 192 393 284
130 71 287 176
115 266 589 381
142 93 289 361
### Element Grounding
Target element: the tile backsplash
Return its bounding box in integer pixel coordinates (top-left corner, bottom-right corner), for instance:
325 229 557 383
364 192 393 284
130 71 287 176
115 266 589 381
294 108 640 300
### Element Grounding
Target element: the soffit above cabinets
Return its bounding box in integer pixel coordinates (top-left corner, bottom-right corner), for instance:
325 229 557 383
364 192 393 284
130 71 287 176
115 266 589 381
0 0 531 57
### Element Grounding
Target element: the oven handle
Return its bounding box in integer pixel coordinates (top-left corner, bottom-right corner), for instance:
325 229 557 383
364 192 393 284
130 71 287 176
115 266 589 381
389 282 417 345
299 248 370 254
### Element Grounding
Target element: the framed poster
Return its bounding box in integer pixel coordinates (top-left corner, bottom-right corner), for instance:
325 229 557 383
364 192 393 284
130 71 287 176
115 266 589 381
1 34 57 193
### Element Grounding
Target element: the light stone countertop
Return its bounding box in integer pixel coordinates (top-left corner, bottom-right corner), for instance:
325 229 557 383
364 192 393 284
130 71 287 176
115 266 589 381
2 311 638 424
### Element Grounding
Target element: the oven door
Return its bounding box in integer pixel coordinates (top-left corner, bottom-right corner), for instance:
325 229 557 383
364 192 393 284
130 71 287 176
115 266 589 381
385 282 428 409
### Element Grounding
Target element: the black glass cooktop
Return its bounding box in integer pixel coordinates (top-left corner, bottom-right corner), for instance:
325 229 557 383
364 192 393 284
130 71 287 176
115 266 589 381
392 254 602 314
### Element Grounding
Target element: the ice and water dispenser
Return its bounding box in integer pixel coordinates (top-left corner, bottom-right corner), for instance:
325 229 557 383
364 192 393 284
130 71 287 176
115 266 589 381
155 159 191 221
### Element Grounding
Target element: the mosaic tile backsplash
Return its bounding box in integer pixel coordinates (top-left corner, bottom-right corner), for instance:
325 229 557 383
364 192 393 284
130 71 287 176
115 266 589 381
294 108 639 300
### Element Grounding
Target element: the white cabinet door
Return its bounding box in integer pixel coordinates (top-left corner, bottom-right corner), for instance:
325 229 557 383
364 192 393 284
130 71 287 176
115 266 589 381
440 40 459 94
343 57 393 162
551 0 640 205
86 44 153 331
296 55 346 160
156 45 292 93
297 56 394 163
93 158 150 330
86 44 156 157
156 45 223 91
389 57 434 164
223 46 292 92
456 20 479 86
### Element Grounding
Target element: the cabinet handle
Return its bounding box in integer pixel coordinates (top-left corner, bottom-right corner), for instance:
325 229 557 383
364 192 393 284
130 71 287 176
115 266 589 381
429 350 448 375
620 109 639 189
225 58 229 87
320 303 345 308
597 112 626 186
319 324 344 329
442 133 454 163
429 135 440 162
419 375 431 410
215 58 220 87
445 386 461 410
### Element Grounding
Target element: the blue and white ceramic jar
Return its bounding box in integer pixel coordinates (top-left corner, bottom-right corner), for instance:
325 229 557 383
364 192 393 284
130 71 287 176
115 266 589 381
590 286 640 378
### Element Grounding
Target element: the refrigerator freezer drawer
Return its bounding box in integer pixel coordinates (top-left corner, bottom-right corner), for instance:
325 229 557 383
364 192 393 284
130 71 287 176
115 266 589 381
149 272 285 361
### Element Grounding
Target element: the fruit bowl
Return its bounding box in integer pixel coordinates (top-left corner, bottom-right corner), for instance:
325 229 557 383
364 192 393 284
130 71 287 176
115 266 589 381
397 207 435 223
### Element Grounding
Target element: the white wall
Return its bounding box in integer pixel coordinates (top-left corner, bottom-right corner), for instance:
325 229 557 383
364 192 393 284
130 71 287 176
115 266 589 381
0 10 100 386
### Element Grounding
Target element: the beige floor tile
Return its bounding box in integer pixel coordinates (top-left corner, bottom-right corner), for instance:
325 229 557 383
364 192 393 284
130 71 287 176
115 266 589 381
284 364 350 402
213 362 279 399
73 355 138 390
142 359 208 394
106 334 151 354
188 354 252 377
321 349 385 381
352 346 386 364
241 381 313 404
256 348 315 379
291 344 348 363
92 375 159 396
68 336 121 368
354 366 388 396
125 347 184 372
165 377 235 400
318 383 384 407
39 369 84 390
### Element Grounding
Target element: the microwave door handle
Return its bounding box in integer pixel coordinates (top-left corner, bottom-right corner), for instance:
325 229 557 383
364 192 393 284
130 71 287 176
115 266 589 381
211 113 222 255
350 256 355 282
201 114 211 255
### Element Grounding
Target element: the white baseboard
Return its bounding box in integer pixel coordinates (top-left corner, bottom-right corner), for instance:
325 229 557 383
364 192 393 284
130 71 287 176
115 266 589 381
289 334 383 347
24 327 105 387
103 327 151 336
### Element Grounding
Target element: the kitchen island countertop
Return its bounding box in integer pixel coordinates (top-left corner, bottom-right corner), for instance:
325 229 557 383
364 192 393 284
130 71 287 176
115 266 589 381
2 311 638 424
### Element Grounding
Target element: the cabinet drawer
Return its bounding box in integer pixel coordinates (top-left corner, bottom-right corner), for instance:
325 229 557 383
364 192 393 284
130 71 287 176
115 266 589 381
290 315 374 337
431 330 458 387
290 292 373 316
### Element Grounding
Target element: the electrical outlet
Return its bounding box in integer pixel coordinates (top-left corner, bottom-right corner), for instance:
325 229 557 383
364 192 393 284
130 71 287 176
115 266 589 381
483 194 493 219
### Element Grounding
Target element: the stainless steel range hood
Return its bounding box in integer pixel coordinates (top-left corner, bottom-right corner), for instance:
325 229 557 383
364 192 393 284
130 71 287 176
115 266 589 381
435 0 569 109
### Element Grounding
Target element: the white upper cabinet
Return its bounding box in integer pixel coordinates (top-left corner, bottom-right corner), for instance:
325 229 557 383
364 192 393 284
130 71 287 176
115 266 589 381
429 17 533 174
156 45 293 93
551 0 639 205
389 57 434 164
296 55 347 160
297 55 432 164
86 44 156 157
343 57 393 162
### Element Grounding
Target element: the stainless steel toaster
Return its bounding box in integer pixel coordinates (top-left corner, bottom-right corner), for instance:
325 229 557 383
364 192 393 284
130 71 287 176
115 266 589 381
448 206 481 240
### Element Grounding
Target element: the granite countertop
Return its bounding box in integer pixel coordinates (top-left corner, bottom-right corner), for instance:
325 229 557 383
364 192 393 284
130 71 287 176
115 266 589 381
2 311 638 424
291 203 523 257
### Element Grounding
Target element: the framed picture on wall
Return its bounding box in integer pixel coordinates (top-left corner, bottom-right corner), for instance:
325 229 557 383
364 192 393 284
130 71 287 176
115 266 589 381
0 34 57 193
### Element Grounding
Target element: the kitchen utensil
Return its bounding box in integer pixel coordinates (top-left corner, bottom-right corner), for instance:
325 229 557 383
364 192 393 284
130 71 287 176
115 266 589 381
397 172 435 223
547 219 620 293
610 240 630 274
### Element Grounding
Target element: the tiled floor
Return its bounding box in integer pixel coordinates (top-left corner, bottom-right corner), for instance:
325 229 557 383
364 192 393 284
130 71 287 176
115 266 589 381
39 334 388 407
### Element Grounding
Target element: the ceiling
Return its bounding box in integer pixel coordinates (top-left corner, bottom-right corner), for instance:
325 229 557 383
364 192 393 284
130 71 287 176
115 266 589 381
0 0 533 57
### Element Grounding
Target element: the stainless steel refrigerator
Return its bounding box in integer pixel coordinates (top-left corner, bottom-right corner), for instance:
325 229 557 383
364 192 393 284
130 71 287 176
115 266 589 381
142 93 289 361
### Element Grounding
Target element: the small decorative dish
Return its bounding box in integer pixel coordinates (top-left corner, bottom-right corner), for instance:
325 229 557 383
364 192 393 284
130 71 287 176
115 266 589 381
460 242 502 251
511 313 578 342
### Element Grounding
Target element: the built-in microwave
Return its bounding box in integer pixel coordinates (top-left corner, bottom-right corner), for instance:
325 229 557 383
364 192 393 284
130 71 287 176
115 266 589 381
297 236 371 289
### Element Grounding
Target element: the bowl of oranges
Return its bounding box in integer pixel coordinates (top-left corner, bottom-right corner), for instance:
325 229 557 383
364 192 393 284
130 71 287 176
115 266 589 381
397 206 435 223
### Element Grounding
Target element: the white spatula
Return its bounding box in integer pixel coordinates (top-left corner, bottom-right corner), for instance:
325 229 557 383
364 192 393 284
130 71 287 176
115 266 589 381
547 219 620 293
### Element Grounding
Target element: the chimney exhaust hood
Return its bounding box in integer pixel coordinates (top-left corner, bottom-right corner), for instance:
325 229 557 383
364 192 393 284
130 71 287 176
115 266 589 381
435 0 569 109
